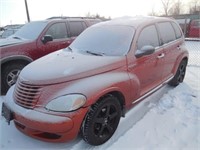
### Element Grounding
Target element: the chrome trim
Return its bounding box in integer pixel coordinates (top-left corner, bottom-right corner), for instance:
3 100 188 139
14 79 42 109
132 75 174 104
163 75 174 84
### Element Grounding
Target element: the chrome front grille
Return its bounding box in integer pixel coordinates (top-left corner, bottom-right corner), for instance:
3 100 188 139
14 80 42 109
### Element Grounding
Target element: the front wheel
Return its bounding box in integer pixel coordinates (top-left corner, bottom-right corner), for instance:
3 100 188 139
81 95 121 145
168 60 187 86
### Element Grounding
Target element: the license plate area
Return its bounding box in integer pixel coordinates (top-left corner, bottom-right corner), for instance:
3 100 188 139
1 102 13 125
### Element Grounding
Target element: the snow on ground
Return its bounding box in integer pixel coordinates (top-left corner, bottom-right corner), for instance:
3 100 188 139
0 41 200 150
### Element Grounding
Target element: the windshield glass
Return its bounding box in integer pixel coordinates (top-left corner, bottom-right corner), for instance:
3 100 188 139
70 25 135 56
10 21 48 40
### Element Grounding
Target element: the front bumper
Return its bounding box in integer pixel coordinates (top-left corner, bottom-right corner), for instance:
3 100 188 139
3 86 89 142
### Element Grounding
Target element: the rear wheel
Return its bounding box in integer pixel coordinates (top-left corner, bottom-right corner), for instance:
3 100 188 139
1 63 26 95
168 60 187 86
81 95 121 145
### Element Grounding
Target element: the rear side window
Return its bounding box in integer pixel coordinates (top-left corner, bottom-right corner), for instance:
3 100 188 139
45 23 68 39
69 21 87 37
193 20 200 28
137 25 159 50
158 22 176 44
172 22 182 39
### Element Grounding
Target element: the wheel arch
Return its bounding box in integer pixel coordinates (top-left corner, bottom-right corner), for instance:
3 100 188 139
1 55 33 68
92 90 126 117
172 55 188 75
81 90 123 145
182 57 188 64
104 91 126 117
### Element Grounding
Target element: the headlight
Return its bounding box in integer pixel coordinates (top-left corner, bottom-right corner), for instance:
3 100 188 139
45 94 86 112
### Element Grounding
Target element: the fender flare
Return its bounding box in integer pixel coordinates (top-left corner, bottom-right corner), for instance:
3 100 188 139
0 55 33 65
171 53 188 74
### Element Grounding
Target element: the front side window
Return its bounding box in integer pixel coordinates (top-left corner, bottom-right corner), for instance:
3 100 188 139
45 23 68 39
158 22 176 44
70 25 135 56
137 25 159 50
69 21 87 37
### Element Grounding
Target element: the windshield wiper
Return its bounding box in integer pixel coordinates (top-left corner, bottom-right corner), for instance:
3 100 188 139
64 46 73 52
12 36 21 40
67 46 73 52
86 50 104 56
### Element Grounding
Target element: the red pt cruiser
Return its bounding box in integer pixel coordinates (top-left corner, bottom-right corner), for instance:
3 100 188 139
2 16 188 145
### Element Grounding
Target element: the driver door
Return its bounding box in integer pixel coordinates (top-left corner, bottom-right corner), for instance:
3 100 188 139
128 24 164 97
37 22 72 57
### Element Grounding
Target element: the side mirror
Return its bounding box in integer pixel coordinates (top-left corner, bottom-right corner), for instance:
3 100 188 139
42 35 53 44
135 45 155 58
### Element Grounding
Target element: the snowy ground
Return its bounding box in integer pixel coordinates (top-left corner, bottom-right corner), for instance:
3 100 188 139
0 41 200 150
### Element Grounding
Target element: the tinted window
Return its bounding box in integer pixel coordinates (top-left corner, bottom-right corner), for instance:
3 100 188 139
69 21 87 37
70 25 135 56
45 23 68 39
172 22 182 39
158 22 176 44
137 25 159 50
11 21 47 40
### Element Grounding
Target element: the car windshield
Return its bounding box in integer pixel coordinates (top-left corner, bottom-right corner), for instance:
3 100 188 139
70 25 135 56
10 21 48 40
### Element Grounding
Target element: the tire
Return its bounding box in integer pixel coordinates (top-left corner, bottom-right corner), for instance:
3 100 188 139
81 95 121 145
1 63 26 95
168 60 187 87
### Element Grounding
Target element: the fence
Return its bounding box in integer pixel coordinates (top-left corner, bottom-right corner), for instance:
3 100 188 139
185 41 200 67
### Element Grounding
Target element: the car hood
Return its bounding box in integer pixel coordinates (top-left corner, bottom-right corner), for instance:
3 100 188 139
0 38 29 47
19 50 127 85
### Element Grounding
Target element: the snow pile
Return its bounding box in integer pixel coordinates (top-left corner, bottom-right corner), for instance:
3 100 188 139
104 83 200 150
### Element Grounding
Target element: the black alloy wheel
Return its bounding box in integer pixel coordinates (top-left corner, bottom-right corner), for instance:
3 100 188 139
82 95 121 145
169 60 187 86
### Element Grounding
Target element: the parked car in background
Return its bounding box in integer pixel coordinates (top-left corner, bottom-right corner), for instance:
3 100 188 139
0 17 101 94
0 24 23 39
0 26 23 39
1 29 18 39
187 19 200 38
3 24 23 30
0 27 5 37
2 16 188 145
175 17 200 38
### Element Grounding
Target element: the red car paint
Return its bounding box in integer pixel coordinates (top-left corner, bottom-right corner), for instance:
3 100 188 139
2 16 189 145
188 19 200 38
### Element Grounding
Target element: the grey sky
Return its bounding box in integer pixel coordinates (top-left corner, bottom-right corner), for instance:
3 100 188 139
0 0 192 26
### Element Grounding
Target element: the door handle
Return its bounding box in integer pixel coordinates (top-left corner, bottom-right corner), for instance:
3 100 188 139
177 45 181 50
128 64 136 70
157 53 165 59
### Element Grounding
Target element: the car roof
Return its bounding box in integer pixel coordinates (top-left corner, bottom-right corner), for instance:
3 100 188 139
96 16 174 29
24 17 101 25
